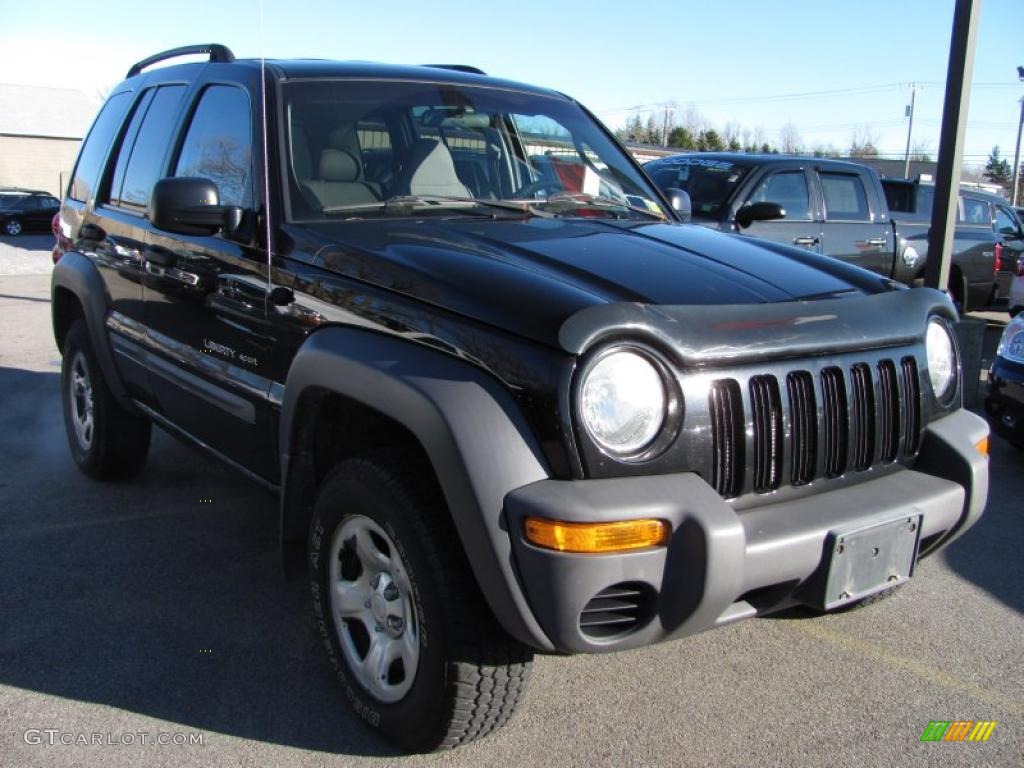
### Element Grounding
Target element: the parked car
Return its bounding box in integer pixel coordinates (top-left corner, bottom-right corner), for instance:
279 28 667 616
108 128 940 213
882 178 1022 306
1009 255 1024 316
52 44 989 751
642 154 999 311
986 313 1024 448
0 188 61 236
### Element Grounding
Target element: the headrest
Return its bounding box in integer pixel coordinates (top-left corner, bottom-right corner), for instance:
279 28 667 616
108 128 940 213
329 127 359 150
319 149 359 182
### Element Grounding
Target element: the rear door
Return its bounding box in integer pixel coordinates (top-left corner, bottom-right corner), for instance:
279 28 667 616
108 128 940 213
815 169 892 276
73 84 188 403
740 165 823 252
141 81 278 479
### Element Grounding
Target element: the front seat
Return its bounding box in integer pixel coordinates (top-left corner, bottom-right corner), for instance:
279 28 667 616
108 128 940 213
396 139 472 198
303 149 380 209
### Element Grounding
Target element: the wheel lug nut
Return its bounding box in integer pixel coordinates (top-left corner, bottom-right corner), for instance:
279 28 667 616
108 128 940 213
387 616 404 632
383 584 400 601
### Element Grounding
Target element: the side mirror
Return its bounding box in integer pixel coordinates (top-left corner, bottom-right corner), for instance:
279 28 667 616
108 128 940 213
664 187 691 222
149 177 244 236
736 201 786 229
998 225 1020 238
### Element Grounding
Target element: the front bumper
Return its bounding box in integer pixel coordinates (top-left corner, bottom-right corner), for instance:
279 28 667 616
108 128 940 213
986 355 1024 445
505 409 988 654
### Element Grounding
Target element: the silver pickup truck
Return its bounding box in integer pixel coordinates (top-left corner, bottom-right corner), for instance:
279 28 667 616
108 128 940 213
645 154 999 311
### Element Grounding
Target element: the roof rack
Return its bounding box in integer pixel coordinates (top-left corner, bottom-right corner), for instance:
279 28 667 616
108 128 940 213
126 44 235 78
423 64 487 76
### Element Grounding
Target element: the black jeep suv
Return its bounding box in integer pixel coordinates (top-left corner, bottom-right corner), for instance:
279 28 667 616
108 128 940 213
52 44 989 751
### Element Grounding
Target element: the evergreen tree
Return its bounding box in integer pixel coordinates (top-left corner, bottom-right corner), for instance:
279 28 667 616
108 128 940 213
984 146 1013 187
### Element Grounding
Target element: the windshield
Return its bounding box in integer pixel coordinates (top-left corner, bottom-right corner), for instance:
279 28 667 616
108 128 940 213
282 80 669 221
645 157 753 219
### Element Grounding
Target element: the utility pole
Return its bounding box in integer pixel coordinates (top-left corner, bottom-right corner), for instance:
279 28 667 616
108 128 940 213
903 84 920 178
925 0 981 294
1013 79 1024 205
662 105 670 147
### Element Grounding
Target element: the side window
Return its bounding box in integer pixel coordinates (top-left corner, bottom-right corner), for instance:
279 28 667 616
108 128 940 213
174 86 253 208
749 171 811 220
995 205 1019 236
819 172 870 221
109 85 186 209
69 91 132 202
959 196 990 225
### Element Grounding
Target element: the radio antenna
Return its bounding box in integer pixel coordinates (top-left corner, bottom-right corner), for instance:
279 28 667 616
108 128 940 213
259 0 274 301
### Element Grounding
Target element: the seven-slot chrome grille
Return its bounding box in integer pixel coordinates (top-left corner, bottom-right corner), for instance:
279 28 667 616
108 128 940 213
707 353 923 499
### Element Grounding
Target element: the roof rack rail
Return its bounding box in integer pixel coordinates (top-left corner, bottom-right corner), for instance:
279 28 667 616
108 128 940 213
127 44 235 78
423 64 487 76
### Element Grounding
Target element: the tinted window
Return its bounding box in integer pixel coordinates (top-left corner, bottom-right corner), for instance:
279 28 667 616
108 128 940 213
113 85 186 208
995 205 1019 235
916 185 934 217
69 91 132 202
960 196 990 225
646 157 753 218
749 171 811 220
175 86 253 208
820 172 870 221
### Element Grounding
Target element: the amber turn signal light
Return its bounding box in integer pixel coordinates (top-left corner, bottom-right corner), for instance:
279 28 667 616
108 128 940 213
523 517 670 553
975 437 988 456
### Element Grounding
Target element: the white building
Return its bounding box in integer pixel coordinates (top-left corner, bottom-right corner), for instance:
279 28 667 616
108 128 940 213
0 83 98 196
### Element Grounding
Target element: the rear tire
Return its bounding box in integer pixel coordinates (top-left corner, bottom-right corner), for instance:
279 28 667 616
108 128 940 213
3 218 22 236
61 319 151 479
308 451 533 752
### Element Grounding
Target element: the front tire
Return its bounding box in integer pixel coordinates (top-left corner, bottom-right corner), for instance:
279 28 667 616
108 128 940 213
61 319 151 479
308 452 533 752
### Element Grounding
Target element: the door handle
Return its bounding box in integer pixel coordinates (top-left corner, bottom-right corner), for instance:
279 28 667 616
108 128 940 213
865 237 888 248
793 236 819 247
143 247 175 267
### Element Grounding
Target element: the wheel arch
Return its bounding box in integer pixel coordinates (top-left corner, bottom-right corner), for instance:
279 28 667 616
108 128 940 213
51 251 129 403
279 326 555 651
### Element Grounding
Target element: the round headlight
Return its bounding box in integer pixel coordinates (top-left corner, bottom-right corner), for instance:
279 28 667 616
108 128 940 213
580 349 666 455
925 319 956 399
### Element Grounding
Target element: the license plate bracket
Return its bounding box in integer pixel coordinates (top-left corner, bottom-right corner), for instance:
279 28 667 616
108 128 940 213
820 515 921 611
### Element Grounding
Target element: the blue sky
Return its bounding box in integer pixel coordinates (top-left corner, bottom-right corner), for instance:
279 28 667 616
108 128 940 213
2 0 1020 167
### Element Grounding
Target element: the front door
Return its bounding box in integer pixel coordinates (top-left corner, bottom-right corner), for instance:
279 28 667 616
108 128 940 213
141 83 278 480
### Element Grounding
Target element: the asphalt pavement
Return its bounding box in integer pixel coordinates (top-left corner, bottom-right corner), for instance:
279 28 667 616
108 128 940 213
0 235 1021 768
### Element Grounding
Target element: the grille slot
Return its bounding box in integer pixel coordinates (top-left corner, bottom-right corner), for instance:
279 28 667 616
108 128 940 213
877 360 900 462
901 356 922 455
749 375 783 493
850 363 875 471
709 379 744 498
578 583 652 639
820 367 848 477
786 371 817 486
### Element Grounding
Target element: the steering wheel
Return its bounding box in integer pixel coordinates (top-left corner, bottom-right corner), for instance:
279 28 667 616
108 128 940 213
512 179 565 199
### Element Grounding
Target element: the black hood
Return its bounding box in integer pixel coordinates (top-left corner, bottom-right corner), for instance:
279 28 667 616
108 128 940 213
298 216 897 347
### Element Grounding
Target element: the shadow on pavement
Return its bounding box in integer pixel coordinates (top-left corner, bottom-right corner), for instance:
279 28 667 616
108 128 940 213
0 234 54 253
0 365 398 758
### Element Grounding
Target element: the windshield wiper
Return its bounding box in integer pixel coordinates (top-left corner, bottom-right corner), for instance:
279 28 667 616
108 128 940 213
532 193 667 220
322 195 552 217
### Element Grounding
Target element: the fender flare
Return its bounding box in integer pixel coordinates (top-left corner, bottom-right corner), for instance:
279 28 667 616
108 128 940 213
51 251 129 403
280 327 556 651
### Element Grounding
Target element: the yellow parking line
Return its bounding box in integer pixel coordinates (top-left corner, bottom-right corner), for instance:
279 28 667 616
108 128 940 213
790 621 1024 717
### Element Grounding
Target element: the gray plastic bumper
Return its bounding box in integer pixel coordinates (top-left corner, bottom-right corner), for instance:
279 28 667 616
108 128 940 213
504 409 988 654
